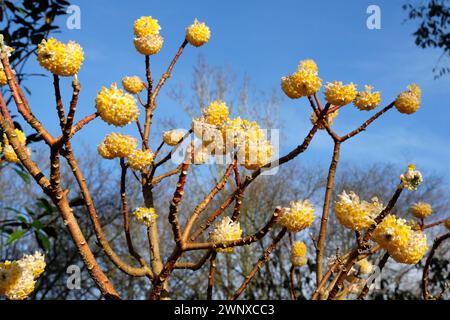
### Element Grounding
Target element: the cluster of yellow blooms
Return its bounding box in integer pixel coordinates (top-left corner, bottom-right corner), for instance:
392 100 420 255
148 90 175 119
356 258 374 275
122 76 145 94
290 241 308 267
0 252 45 300
186 19 211 47
281 59 322 99
0 68 7 86
400 164 423 191
310 109 339 129
334 191 383 231
279 200 316 233
409 202 433 219
163 129 186 146
37 38 84 77
395 84 422 114
133 207 158 228
95 83 140 127
1 128 30 163
203 100 229 126
127 149 154 171
98 133 137 159
133 16 164 55
354 85 382 111
324 81 357 106
372 215 428 264
208 217 243 253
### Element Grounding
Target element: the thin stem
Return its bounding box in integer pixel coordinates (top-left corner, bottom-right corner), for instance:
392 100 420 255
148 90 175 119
207 251 217 300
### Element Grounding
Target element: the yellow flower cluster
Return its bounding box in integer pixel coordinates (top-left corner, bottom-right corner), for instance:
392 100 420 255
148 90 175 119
98 133 137 159
409 202 433 219
0 252 45 300
163 129 186 146
395 84 421 114
186 19 211 47
324 81 357 106
133 207 158 228
291 241 308 267
400 164 423 191
208 217 242 253
96 83 140 127
281 59 322 99
280 200 316 233
204 100 229 126
122 76 145 94
37 38 84 77
127 149 154 171
356 258 373 275
334 191 383 231
310 109 339 129
2 129 30 164
0 69 7 86
354 85 381 111
372 215 428 264
133 16 163 55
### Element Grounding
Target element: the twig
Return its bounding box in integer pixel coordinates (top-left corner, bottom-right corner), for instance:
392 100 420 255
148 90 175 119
207 251 217 300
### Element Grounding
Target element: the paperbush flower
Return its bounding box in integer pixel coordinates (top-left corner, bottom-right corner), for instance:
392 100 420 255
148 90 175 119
0 69 7 86
96 83 140 127
409 202 433 219
354 85 381 111
98 133 137 159
133 207 158 228
127 149 154 170
372 215 411 252
356 259 373 275
395 84 421 114
163 129 186 146
37 38 84 77
400 164 423 191
291 241 308 267
334 191 383 231
298 59 318 73
134 34 164 56
3 129 27 146
186 19 211 47
133 16 161 37
204 100 229 126
0 252 45 300
281 59 322 99
324 81 357 106
310 109 339 129
2 130 30 164
208 217 242 253
122 76 145 94
389 229 428 264
242 139 273 170
279 200 316 233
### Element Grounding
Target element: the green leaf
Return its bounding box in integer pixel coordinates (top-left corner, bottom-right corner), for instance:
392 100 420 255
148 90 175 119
13 168 31 184
36 231 50 252
31 220 44 230
7 229 25 245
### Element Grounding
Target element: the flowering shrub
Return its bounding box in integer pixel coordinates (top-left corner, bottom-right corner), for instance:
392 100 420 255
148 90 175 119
0 14 448 301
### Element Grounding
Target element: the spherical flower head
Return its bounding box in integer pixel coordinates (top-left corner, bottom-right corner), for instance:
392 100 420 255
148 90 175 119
122 76 145 94
400 164 423 191
37 38 84 77
133 16 161 37
372 215 411 252
334 191 383 231
222 117 264 151
354 85 381 111
186 19 211 47
96 83 140 127
127 149 154 171
133 207 158 228
298 59 318 73
281 76 302 99
0 261 21 296
208 217 242 253
163 129 186 146
282 68 322 99
18 252 46 278
242 139 273 170
395 84 421 114
356 258 373 275
0 69 7 86
3 128 27 146
389 229 428 264
280 200 316 233
310 109 339 129
324 81 357 106
98 133 137 159
134 34 164 55
291 241 308 267
409 202 433 219
192 118 223 145
204 100 229 126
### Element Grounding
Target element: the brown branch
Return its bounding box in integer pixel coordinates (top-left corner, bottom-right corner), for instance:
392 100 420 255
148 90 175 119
357 252 390 300
230 228 287 300
174 250 212 270
169 162 190 247
53 74 66 128
59 78 81 145
422 232 450 300
207 251 217 300
290 265 297 300
151 164 182 186
69 112 98 137
423 218 449 230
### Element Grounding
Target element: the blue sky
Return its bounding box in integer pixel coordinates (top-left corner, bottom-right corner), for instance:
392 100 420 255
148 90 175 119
20 0 450 185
